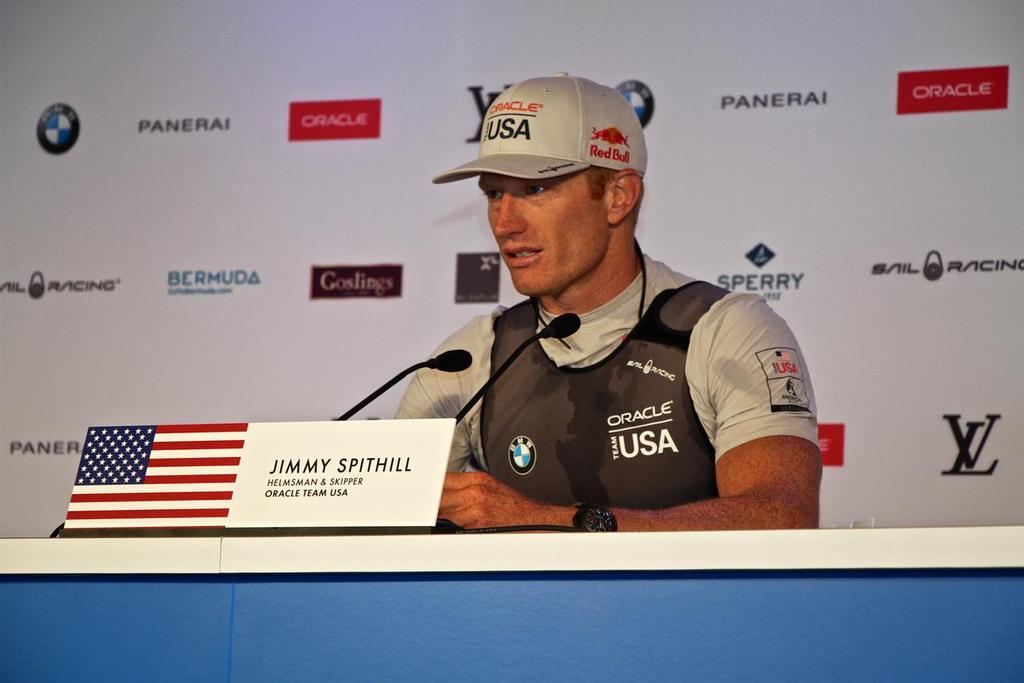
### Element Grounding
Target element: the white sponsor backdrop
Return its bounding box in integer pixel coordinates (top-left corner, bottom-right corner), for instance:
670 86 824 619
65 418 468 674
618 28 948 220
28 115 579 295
1 0 1021 536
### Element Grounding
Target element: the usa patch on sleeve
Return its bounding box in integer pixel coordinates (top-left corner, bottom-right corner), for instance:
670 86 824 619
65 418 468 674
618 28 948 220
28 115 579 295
755 347 810 413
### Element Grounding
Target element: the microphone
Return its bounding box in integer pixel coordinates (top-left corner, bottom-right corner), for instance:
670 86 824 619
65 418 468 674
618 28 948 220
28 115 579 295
336 349 472 421
453 312 580 423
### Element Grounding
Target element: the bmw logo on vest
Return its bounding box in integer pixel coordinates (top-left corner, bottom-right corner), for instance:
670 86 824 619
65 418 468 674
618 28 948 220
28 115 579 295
508 435 537 475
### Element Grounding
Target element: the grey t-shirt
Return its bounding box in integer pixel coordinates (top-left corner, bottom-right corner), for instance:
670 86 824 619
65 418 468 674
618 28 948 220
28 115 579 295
396 255 818 472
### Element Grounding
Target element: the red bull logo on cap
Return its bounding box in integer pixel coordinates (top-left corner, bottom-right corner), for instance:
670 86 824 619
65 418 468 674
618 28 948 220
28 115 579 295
591 127 629 147
589 126 631 163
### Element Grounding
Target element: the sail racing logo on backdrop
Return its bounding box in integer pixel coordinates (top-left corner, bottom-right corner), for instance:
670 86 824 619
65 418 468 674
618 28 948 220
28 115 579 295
0 271 120 299
942 414 1001 475
289 99 382 141
310 264 402 298
897 66 1009 115
37 103 80 154
872 249 1022 281
718 243 804 300
167 269 261 295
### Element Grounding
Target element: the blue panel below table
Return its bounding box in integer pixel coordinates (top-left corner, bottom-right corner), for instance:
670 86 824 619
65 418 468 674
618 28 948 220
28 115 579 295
3 570 1023 682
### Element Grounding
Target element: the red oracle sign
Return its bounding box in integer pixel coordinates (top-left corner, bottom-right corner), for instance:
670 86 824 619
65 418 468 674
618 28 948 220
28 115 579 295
897 66 1009 115
289 99 381 140
818 423 845 467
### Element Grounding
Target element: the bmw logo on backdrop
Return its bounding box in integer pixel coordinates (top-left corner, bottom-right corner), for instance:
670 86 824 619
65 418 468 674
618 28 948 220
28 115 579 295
616 80 654 128
37 103 80 154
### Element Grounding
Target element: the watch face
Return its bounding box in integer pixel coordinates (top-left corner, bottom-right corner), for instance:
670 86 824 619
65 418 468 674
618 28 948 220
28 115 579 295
576 504 617 532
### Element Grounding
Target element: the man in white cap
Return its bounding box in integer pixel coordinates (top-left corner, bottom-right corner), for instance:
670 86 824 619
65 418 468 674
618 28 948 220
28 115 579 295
398 73 821 532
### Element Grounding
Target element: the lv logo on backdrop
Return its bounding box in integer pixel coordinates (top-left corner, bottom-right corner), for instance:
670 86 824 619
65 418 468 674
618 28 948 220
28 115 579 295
942 414 1001 475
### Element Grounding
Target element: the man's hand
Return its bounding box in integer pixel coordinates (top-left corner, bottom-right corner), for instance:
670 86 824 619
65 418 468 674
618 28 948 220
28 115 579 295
439 472 572 529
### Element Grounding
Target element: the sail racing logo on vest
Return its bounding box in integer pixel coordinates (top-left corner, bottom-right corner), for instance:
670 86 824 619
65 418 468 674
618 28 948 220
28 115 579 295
626 359 676 382
607 401 680 460
718 243 804 300
508 435 537 475
167 269 261 295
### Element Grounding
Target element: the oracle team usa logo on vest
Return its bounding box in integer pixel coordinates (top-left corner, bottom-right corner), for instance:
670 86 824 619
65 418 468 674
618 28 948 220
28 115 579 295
607 401 680 460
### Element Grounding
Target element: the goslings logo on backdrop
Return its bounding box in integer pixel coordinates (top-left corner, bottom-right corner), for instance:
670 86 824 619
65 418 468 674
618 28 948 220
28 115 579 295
37 103 80 154
289 100 382 141
897 66 1009 115
7 439 82 456
617 80 654 127
720 90 827 110
818 424 844 467
717 243 804 300
167 269 261 296
310 265 402 298
942 414 1001 476
139 117 231 134
455 253 500 303
0 271 120 299
871 250 1023 281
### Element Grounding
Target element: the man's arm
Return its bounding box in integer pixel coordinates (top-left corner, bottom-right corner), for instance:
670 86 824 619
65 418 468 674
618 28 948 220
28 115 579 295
438 434 821 531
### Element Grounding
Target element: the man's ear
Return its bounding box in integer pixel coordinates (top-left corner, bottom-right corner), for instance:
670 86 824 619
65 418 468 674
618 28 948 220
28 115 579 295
605 170 643 227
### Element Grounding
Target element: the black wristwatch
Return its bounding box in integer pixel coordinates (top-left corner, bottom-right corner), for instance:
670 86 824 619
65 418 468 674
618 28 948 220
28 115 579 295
573 503 618 532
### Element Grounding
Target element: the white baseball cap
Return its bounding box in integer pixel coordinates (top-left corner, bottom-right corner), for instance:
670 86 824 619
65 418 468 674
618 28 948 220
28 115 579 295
433 73 647 184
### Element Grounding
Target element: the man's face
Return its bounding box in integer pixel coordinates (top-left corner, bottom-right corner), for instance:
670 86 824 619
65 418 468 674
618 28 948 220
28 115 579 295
478 171 614 311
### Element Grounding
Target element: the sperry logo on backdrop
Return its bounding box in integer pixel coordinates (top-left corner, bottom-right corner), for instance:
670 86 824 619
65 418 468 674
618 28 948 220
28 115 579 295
897 66 1009 115
311 265 402 298
289 100 382 141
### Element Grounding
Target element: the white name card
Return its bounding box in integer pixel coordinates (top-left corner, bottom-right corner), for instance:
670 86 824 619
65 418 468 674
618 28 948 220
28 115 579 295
63 419 455 532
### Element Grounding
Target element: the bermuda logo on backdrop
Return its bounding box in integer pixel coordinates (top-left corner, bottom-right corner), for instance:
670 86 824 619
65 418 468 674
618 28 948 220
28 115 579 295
0 271 120 299
311 265 402 298
289 99 382 141
455 253 500 303
139 117 231 134
871 250 1023 281
37 103 80 154
897 66 1009 115
942 414 1000 475
720 90 827 110
167 269 261 295
617 80 655 128
818 423 844 467
718 243 803 300
7 439 81 456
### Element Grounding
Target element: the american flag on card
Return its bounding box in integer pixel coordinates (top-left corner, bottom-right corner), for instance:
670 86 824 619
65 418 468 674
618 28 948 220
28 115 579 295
64 423 247 530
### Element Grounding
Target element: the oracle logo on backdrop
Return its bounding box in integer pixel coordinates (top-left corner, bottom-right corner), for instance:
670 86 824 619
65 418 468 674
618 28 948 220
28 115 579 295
897 66 1009 115
289 99 381 141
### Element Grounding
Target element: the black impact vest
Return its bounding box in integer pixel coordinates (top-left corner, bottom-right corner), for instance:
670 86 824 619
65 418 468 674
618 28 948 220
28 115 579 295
480 281 729 509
